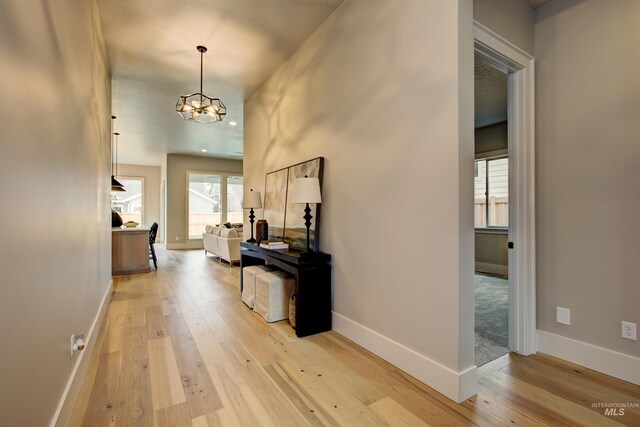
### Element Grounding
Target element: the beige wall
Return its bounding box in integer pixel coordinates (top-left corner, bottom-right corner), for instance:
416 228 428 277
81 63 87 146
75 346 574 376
535 0 640 356
118 164 163 242
166 154 242 247
0 0 112 425
245 0 476 399
474 0 534 54
475 232 508 271
475 121 507 155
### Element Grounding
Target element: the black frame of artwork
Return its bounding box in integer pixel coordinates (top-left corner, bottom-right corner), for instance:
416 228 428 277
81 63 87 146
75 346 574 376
263 157 324 251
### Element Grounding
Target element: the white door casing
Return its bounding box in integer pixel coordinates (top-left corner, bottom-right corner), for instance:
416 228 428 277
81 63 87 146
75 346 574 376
474 22 537 356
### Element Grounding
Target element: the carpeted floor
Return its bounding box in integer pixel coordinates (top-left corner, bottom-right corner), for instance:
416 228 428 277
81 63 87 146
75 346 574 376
475 274 509 366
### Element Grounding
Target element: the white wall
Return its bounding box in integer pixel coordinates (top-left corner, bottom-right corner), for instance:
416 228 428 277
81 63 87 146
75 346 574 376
474 0 535 54
0 0 112 425
245 0 476 402
118 164 163 242
166 154 242 248
535 0 640 357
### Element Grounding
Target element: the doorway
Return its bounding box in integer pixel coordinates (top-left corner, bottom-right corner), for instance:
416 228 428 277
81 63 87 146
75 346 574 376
473 22 537 362
474 55 510 366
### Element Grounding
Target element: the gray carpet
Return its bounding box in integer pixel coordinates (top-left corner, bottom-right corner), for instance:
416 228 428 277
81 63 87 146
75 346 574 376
475 274 509 366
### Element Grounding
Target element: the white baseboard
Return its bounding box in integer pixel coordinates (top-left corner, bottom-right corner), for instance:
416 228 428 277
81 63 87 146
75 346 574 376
475 262 508 276
537 330 640 385
50 280 113 427
332 312 477 403
166 241 204 250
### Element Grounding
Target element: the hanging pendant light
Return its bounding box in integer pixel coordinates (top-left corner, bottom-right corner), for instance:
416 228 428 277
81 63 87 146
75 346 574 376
111 176 125 191
111 116 125 191
176 45 226 124
112 130 126 192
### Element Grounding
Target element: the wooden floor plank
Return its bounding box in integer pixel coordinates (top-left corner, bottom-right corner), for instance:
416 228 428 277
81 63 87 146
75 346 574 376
146 305 170 340
154 402 192 427
163 311 224 418
368 396 431 427
485 372 626 427
191 409 234 427
463 392 547 426
219 338 311 426
121 325 148 368
81 351 122 427
505 355 640 424
276 359 390 426
115 359 153 427
207 361 274 426
148 336 187 411
264 363 339 427
70 248 640 427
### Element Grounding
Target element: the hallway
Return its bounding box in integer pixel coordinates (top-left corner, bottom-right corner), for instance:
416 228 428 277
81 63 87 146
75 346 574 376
70 248 640 426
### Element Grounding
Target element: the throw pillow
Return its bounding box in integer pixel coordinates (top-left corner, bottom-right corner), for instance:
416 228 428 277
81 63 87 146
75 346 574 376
224 222 232 229
220 228 239 238
213 226 223 236
205 225 214 234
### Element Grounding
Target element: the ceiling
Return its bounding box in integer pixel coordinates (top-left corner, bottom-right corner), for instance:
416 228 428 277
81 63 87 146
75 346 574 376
99 0 343 166
101 0 544 165
475 55 507 129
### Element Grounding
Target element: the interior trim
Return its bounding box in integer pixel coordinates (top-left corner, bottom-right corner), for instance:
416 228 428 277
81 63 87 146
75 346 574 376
474 21 537 357
538 330 640 386
50 280 114 427
332 312 477 403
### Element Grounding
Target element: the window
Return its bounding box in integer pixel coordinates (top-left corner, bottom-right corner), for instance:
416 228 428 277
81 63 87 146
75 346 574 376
187 172 243 239
474 157 508 228
111 177 144 224
226 176 243 224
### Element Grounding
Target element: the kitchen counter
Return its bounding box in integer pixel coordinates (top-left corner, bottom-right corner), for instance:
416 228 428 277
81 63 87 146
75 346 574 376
112 226 151 275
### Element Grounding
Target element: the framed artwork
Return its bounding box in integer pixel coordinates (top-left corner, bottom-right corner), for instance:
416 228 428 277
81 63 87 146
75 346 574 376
263 168 288 241
263 157 324 250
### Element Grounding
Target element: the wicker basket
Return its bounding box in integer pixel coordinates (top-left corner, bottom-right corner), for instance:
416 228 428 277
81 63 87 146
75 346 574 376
289 294 296 329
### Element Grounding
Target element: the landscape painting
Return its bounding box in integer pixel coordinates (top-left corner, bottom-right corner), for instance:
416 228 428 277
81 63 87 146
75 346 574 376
263 168 288 241
284 157 323 250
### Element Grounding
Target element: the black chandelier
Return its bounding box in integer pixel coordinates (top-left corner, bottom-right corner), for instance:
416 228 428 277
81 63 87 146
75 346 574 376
176 46 226 124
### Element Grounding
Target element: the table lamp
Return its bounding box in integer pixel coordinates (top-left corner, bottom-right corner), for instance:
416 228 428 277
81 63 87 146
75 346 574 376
243 188 262 243
291 176 322 252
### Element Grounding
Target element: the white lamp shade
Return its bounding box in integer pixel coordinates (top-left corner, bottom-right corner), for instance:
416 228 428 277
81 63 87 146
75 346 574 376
291 177 322 204
243 189 262 209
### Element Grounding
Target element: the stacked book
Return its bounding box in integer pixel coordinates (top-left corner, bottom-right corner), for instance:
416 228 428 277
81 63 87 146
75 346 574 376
259 240 289 250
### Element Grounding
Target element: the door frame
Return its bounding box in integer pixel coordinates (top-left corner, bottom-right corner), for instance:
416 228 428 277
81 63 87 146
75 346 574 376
474 22 537 356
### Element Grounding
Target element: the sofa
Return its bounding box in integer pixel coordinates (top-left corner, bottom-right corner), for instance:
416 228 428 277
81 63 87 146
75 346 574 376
202 225 242 267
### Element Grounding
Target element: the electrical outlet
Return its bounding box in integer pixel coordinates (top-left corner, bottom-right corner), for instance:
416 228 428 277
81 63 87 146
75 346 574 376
175 236 179 241
622 321 636 341
556 306 571 325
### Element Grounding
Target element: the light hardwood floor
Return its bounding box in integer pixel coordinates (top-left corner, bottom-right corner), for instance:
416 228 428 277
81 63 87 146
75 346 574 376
70 248 640 426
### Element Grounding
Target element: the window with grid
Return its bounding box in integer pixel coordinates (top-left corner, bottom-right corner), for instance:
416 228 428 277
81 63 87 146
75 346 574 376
474 157 508 228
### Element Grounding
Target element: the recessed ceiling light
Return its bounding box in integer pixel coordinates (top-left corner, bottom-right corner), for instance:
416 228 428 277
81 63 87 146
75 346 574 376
200 148 207 152
229 121 237 127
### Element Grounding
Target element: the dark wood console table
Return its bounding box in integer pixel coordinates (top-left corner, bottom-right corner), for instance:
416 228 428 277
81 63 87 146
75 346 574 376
240 242 331 338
